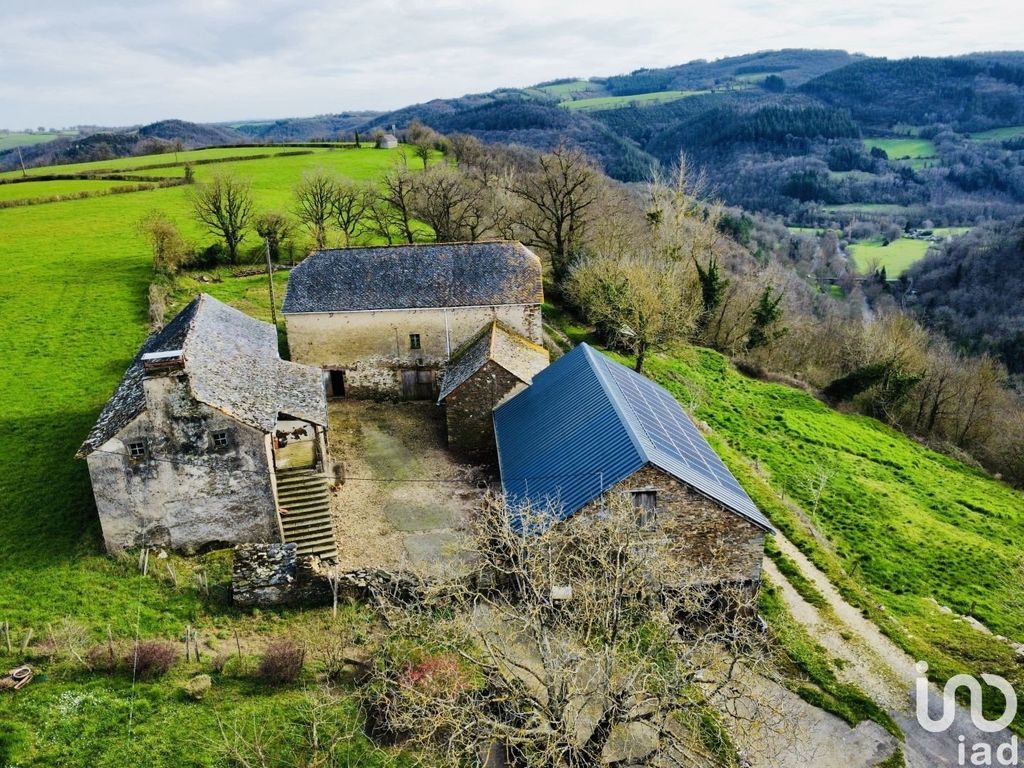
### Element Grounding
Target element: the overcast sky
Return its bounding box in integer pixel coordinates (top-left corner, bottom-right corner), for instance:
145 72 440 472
3 0 1023 129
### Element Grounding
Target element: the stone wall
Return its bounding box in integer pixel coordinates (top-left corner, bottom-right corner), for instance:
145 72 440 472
232 543 420 608
284 304 543 399
445 361 527 459
593 464 767 585
86 371 279 554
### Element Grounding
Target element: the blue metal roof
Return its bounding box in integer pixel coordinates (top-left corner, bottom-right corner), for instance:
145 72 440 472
493 344 773 532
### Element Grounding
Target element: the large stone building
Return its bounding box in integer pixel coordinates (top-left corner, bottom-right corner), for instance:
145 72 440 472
493 344 773 585
282 242 544 400
78 294 338 559
437 321 549 457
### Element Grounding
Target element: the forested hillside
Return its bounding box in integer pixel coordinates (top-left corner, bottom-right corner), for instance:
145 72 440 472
909 217 1024 375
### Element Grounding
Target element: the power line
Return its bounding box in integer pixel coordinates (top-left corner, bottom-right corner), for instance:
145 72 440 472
88 446 609 485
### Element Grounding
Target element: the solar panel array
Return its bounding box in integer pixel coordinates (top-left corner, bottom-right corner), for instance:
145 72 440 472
598 353 770 529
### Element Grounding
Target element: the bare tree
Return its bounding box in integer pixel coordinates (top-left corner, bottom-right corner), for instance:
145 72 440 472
568 250 699 372
294 170 338 250
253 210 294 263
189 173 253 264
381 167 417 244
410 164 478 242
366 494 780 767
509 145 602 284
331 179 373 246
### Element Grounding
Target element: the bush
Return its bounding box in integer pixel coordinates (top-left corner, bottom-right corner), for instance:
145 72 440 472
85 642 120 673
128 640 179 679
184 674 212 700
257 639 305 685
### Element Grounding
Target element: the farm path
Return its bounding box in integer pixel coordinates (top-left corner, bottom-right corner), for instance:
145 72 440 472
769 533 1007 767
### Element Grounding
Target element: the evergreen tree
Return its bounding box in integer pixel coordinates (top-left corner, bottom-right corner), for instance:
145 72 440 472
693 255 728 337
746 285 787 351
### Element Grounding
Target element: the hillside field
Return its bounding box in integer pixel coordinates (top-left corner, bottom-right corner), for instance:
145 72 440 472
849 237 930 275
561 89 708 111
0 130 77 151
0 144 428 766
969 125 1024 141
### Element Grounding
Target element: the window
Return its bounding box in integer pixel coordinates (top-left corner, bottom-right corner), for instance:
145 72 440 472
212 430 231 449
631 489 658 527
126 440 147 460
409 333 421 350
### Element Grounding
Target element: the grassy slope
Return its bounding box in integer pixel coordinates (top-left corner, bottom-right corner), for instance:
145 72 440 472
0 179 154 202
863 138 937 159
634 348 1024 703
0 131 77 151
0 145 424 767
969 126 1024 141
562 90 708 111
848 238 930 275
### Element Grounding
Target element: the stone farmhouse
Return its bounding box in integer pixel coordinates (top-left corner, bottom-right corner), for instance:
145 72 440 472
282 242 544 401
81 241 770 589
78 295 339 559
493 343 773 585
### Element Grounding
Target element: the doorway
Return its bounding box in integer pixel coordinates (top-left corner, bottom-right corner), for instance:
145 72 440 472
327 370 345 398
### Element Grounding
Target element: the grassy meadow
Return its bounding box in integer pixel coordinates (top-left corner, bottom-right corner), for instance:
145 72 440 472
561 89 708 111
969 125 1024 141
0 131 77 151
0 144 429 766
863 137 937 160
849 237 931 275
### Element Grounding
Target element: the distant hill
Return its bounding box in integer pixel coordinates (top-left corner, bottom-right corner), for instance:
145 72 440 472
0 119 246 171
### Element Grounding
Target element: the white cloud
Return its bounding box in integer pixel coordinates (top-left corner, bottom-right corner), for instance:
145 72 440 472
2 0 1023 127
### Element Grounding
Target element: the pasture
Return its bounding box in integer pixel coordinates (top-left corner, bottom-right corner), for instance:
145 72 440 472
0 130 77 151
969 125 1024 141
637 348 1024 717
561 89 707 111
0 144 428 766
537 79 596 96
862 137 937 160
849 237 930 275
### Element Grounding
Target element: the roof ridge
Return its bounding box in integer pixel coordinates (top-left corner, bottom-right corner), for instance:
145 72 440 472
310 239 521 255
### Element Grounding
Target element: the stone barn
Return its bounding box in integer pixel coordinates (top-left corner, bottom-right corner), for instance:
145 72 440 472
376 133 399 149
282 242 544 400
493 344 773 585
77 294 338 559
437 321 549 458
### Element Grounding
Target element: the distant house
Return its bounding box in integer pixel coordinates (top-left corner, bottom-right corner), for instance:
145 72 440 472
493 344 773 585
78 294 338 559
377 133 398 149
438 321 549 457
283 242 544 400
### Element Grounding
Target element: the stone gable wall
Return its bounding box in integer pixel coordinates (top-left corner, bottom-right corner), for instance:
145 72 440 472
445 361 526 459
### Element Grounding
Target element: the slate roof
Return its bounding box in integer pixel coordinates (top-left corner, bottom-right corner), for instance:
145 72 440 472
78 294 327 458
493 344 773 532
437 321 550 403
282 241 543 313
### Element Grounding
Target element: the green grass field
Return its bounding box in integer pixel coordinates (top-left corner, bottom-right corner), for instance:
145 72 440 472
537 79 596 96
561 89 707 111
849 237 930 275
0 131 77 151
863 138 937 160
0 144 431 766
0 179 156 203
969 126 1024 141
638 348 1024 718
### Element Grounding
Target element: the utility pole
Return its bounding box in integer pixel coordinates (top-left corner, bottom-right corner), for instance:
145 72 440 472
17 146 27 177
264 239 278 326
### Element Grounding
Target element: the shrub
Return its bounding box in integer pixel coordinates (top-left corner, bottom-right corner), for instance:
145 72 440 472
128 640 179 679
257 639 305 685
184 674 212 700
85 642 120 673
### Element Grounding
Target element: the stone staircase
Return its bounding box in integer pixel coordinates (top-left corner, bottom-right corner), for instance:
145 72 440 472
274 468 338 561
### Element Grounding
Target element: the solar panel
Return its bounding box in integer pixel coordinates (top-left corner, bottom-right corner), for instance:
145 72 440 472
599 354 767 526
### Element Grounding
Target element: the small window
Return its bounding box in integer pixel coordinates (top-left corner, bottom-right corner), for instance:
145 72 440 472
631 489 658 527
409 333 421 350
212 430 231 449
126 440 147 460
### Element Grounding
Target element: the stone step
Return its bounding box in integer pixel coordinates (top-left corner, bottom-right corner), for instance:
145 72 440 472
281 516 333 534
276 493 330 509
